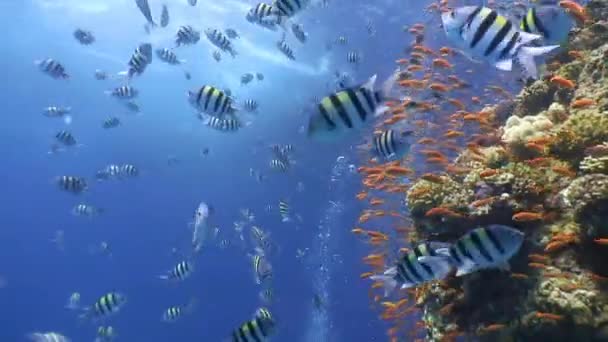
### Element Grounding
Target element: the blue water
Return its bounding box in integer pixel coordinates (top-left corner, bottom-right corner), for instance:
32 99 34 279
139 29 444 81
0 0 451 340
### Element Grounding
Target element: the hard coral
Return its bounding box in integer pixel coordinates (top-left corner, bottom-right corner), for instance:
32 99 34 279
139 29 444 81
406 177 473 217
512 80 555 117
560 174 608 214
550 112 608 162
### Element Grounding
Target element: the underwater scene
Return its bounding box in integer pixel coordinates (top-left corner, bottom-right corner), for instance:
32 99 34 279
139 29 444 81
2 0 608 341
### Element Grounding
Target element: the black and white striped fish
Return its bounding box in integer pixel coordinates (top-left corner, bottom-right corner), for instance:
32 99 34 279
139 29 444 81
188 85 235 118
162 299 196 322
55 130 77 146
252 253 273 284
96 164 121 181
200 115 241 132
122 43 152 79
106 85 139 99
241 73 255 85
243 99 259 112
270 159 289 172
35 59 69 79
246 2 282 31
307 74 396 141
43 106 71 120
441 6 559 79
291 23 307 43
120 164 139 177
519 5 573 45
372 129 413 160
230 308 276 342
443 225 524 276
366 19 376 36
155 48 185 65
176 26 201 47
74 29 95 45
57 176 88 193
160 4 170 27
81 292 127 320
371 243 453 295
204 28 237 57
159 261 193 281
102 117 121 129
278 200 290 222
72 203 103 217
347 51 361 65
277 37 295 60
271 0 310 18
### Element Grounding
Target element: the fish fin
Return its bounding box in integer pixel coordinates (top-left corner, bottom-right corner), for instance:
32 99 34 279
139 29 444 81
456 49 483 64
361 74 378 93
455 260 477 277
517 31 543 46
495 59 513 71
517 45 559 79
370 270 398 296
428 242 452 251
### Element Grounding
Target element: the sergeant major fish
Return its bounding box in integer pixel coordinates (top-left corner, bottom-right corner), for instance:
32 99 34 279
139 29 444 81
188 85 236 118
155 48 185 65
35 59 69 79
441 6 559 79
277 35 295 60
370 242 453 295
441 225 524 276
230 308 276 342
176 26 200 47
80 292 127 321
520 4 574 45
306 73 399 141
74 29 95 45
291 23 307 43
205 28 237 58
119 43 152 79
371 129 413 160
159 260 194 281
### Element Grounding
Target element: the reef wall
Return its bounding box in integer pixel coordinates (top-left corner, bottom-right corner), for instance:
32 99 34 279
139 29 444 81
407 1 608 340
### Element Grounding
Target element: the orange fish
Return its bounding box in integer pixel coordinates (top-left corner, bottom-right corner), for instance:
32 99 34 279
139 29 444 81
593 238 608 246
571 98 596 109
420 173 444 183
396 58 409 65
444 130 464 138
429 83 451 92
550 75 576 89
425 207 464 219
528 254 550 263
369 198 385 206
512 212 544 222
528 262 547 269
351 228 366 235
356 191 368 200
479 324 506 334
470 197 496 208
559 0 588 23
407 64 425 73
510 273 529 280
479 169 499 178
567 50 584 59
417 138 436 145
432 58 453 69
447 98 465 110
552 165 576 178
360 272 374 279
535 312 564 321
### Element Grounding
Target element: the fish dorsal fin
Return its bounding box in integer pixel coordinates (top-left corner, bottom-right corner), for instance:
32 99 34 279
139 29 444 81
361 74 377 92
517 31 543 46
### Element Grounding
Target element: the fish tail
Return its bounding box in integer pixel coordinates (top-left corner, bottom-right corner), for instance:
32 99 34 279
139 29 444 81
517 45 559 79
369 274 398 297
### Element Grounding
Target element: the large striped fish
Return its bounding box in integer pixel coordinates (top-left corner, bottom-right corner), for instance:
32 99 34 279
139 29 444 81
188 85 235 118
441 225 524 276
441 6 559 79
371 243 453 296
520 5 574 45
307 74 397 141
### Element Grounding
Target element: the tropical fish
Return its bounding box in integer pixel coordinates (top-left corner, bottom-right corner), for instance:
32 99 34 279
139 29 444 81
102 117 120 129
72 204 103 217
81 292 127 320
291 23 307 43
161 299 197 322
370 243 453 295
443 225 524 276
176 26 201 46
160 4 169 27
277 35 295 60
225 28 239 39
187 85 235 118
57 176 87 194
73 29 95 45
200 115 241 132
371 130 413 160
95 326 116 342
135 0 156 26
191 201 213 248
159 261 194 281
205 28 237 57
252 253 273 284
123 43 153 78
520 4 574 45
155 48 185 65
230 308 276 342
106 86 139 100
441 6 559 78
307 74 397 141
35 58 69 79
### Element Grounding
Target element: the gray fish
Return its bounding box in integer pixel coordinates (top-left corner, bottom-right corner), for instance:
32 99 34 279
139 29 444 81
443 225 524 276
372 129 413 160
35 59 69 79
205 28 237 57
176 25 200 46
225 28 239 39
291 23 307 43
102 117 121 129
135 0 156 26
371 242 453 295
74 29 95 45
241 73 254 85
277 36 295 60
160 4 169 27
188 0 197 5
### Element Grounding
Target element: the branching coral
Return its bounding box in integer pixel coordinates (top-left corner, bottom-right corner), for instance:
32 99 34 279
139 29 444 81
580 155 608 173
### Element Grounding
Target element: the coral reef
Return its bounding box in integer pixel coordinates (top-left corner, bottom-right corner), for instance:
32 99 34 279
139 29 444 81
409 2 608 341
